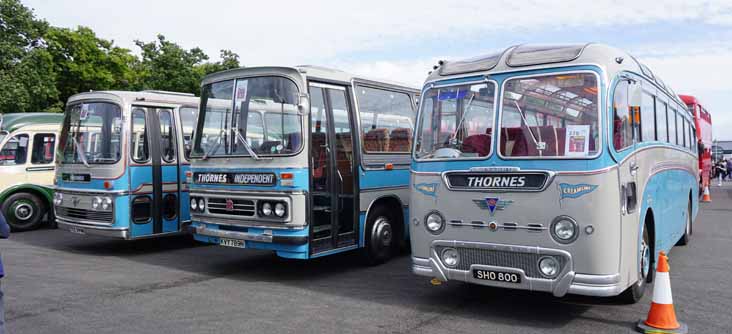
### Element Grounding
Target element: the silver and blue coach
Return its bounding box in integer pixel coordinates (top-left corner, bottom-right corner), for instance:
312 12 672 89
410 44 698 302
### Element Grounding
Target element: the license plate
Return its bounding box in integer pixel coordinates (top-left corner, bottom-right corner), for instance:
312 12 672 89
219 237 245 248
472 269 521 284
69 227 85 235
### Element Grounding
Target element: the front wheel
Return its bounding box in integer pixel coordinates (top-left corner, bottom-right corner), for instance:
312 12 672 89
618 223 654 304
362 206 395 265
2 192 46 231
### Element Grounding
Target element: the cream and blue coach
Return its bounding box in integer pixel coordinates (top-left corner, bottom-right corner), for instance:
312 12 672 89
410 44 698 302
54 91 199 239
188 66 419 262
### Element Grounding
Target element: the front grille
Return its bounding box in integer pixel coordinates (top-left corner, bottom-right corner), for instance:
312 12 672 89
436 246 566 278
207 198 256 217
56 207 113 223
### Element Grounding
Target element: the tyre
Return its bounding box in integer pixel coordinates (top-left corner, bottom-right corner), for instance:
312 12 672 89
362 205 396 265
2 192 47 231
619 222 654 304
676 200 692 246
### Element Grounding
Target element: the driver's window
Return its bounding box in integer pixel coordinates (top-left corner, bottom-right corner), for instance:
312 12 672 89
0 134 29 166
131 109 149 162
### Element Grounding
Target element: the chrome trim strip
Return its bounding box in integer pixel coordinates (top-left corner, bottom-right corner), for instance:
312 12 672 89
190 187 306 195
410 170 441 176
57 221 129 239
617 144 696 165
194 225 274 243
360 185 409 192
52 186 127 195
555 165 617 175
192 215 304 230
447 221 548 231
56 215 114 227
573 273 621 285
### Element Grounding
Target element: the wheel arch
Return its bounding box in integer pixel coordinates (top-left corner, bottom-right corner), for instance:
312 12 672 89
364 195 407 242
0 184 53 207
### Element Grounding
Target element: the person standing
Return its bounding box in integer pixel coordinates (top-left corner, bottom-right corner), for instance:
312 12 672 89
0 212 9 334
726 159 732 181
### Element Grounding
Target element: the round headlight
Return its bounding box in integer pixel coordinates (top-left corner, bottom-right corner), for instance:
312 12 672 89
198 198 205 211
101 197 112 210
190 198 198 211
92 197 101 209
261 202 272 216
441 247 460 267
274 203 286 217
424 211 445 235
538 256 560 278
551 216 578 244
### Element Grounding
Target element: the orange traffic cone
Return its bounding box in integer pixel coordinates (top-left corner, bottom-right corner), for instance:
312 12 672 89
636 251 687 333
701 186 712 202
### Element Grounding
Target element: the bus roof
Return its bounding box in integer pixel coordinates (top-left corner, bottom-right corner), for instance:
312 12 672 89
201 65 419 93
0 112 64 133
679 94 699 106
67 90 200 107
426 43 686 108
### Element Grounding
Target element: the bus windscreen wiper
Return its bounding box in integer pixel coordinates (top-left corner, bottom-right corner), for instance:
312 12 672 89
71 137 90 168
449 92 476 146
234 128 269 161
201 130 225 160
513 101 544 153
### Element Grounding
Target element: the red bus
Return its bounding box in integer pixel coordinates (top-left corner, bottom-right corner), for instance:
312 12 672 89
680 94 712 189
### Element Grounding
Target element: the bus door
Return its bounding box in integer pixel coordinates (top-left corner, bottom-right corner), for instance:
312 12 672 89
308 83 358 255
129 107 181 238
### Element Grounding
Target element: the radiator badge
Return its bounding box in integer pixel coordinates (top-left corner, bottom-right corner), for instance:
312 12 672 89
558 183 598 199
473 197 513 216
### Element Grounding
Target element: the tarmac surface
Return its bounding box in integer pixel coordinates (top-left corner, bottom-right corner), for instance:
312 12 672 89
4 186 732 333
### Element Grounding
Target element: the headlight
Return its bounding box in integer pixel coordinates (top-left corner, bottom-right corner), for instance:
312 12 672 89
424 211 445 235
190 198 198 211
53 192 63 206
101 197 112 210
538 256 560 278
197 198 205 211
92 197 101 210
261 202 272 216
274 202 286 217
550 216 578 244
441 247 460 267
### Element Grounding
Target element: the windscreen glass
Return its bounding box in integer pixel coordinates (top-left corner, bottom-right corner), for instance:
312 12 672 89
60 102 122 164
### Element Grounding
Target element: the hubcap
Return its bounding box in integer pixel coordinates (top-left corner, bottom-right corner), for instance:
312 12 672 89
640 239 650 280
14 202 34 221
373 217 393 248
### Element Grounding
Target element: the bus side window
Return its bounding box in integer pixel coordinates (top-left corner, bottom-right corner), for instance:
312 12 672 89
612 81 632 150
179 107 198 159
356 86 415 153
31 133 56 164
655 100 668 143
640 93 656 142
131 109 149 162
0 134 29 166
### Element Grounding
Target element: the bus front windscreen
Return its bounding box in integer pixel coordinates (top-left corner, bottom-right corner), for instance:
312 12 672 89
193 76 303 158
500 73 599 158
60 102 122 165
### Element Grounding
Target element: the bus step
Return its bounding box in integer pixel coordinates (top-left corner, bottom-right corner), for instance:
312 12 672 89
311 237 333 253
312 225 332 233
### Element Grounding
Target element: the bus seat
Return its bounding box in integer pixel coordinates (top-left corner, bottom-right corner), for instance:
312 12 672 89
462 134 491 156
556 127 567 155
363 128 389 152
311 132 327 180
388 128 412 152
538 126 558 156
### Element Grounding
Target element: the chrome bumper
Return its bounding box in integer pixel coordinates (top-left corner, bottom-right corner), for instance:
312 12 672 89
412 241 624 297
193 225 308 245
57 218 129 239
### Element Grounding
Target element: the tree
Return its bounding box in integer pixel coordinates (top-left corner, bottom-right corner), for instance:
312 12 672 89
134 34 209 95
199 49 241 76
0 0 59 113
45 26 138 105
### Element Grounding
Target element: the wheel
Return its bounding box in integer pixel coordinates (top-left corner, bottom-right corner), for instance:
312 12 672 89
618 222 654 304
1 192 46 231
676 200 692 246
362 206 395 265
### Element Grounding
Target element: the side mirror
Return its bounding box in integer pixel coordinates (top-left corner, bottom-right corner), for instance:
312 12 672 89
297 93 310 115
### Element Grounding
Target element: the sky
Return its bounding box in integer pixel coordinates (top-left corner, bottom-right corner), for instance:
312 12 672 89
22 0 732 140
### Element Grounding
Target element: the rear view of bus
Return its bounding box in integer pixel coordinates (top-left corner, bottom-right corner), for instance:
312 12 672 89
679 94 712 190
54 91 199 239
410 44 698 302
189 66 419 261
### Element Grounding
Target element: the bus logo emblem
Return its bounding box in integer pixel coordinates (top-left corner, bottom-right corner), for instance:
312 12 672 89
473 198 513 216
225 199 234 211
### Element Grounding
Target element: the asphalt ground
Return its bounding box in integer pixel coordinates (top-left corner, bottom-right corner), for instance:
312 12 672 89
4 186 732 333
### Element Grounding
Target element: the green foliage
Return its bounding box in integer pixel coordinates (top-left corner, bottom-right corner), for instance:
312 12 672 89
45 26 138 105
0 0 242 113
